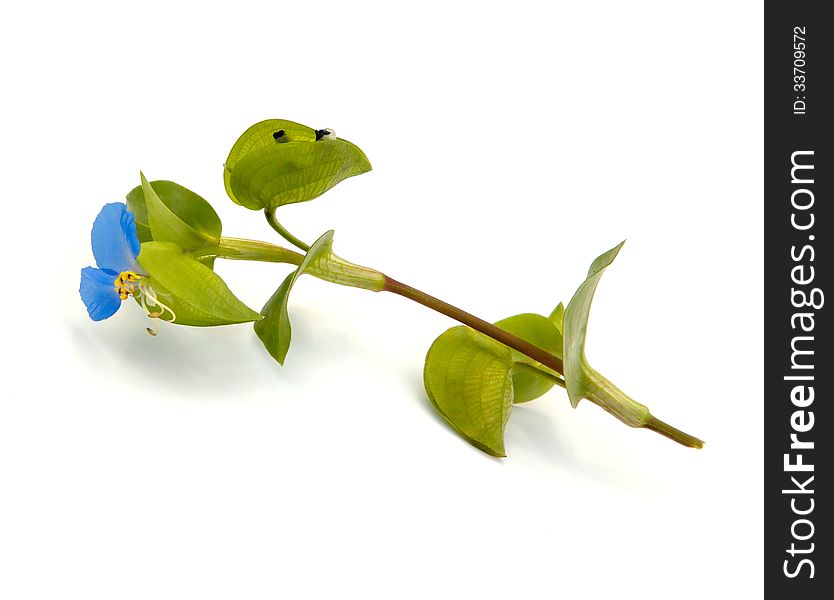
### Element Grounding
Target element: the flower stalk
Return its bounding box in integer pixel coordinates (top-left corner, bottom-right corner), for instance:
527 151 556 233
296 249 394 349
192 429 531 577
184 233 704 449
196 234 703 449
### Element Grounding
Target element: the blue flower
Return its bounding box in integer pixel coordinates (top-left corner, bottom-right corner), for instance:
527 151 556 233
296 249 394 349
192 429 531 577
80 203 144 321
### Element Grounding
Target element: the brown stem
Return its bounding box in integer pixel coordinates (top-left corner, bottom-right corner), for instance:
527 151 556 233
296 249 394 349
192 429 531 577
383 276 563 373
384 275 704 450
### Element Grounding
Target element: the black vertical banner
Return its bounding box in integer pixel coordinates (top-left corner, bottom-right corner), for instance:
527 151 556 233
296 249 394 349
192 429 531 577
765 2 831 598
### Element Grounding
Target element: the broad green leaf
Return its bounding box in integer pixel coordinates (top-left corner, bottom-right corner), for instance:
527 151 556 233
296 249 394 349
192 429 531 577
424 310 566 455
134 173 219 251
495 313 562 403
254 231 335 365
137 241 261 327
562 242 625 408
224 119 371 211
126 179 222 245
224 119 317 207
424 326 515 457
496 313 562 360
127 178 222 269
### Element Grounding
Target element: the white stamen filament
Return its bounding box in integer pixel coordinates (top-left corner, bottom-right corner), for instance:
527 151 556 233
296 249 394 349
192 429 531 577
136 279 177 323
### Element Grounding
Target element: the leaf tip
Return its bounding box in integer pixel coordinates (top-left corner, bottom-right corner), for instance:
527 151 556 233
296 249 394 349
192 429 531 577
469 436 506 458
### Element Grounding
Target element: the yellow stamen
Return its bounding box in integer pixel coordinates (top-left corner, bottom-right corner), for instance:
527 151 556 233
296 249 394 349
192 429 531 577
114 271 142 301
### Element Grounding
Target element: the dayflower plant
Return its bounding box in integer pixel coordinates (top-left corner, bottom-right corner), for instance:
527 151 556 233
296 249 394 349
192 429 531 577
81 119 704 457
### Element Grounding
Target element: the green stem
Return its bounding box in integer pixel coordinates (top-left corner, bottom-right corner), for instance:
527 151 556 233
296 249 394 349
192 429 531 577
190 239 702 449
187 237 304 265
644 416 705 449
219 237 304 264
573 361 704 448
265 208 311 252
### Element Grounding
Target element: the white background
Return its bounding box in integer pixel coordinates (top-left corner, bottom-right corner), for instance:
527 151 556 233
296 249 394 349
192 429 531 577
1 2 763 598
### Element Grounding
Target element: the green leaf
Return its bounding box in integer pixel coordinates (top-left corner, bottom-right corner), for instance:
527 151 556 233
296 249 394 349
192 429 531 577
132 173 220 251
495 313 563 403
424 326 515 457
127 179 222 245
548 302 565 335
254 274 294 363
224 119 317 208
224 119 371 211
136 241 261 327
562 241 625 408
496 313 562 361
254 230 335 365
423 310 566 455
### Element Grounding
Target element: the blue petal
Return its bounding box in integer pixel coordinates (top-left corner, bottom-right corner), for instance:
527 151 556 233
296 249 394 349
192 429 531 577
80 267 122 321
91 202 141 274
